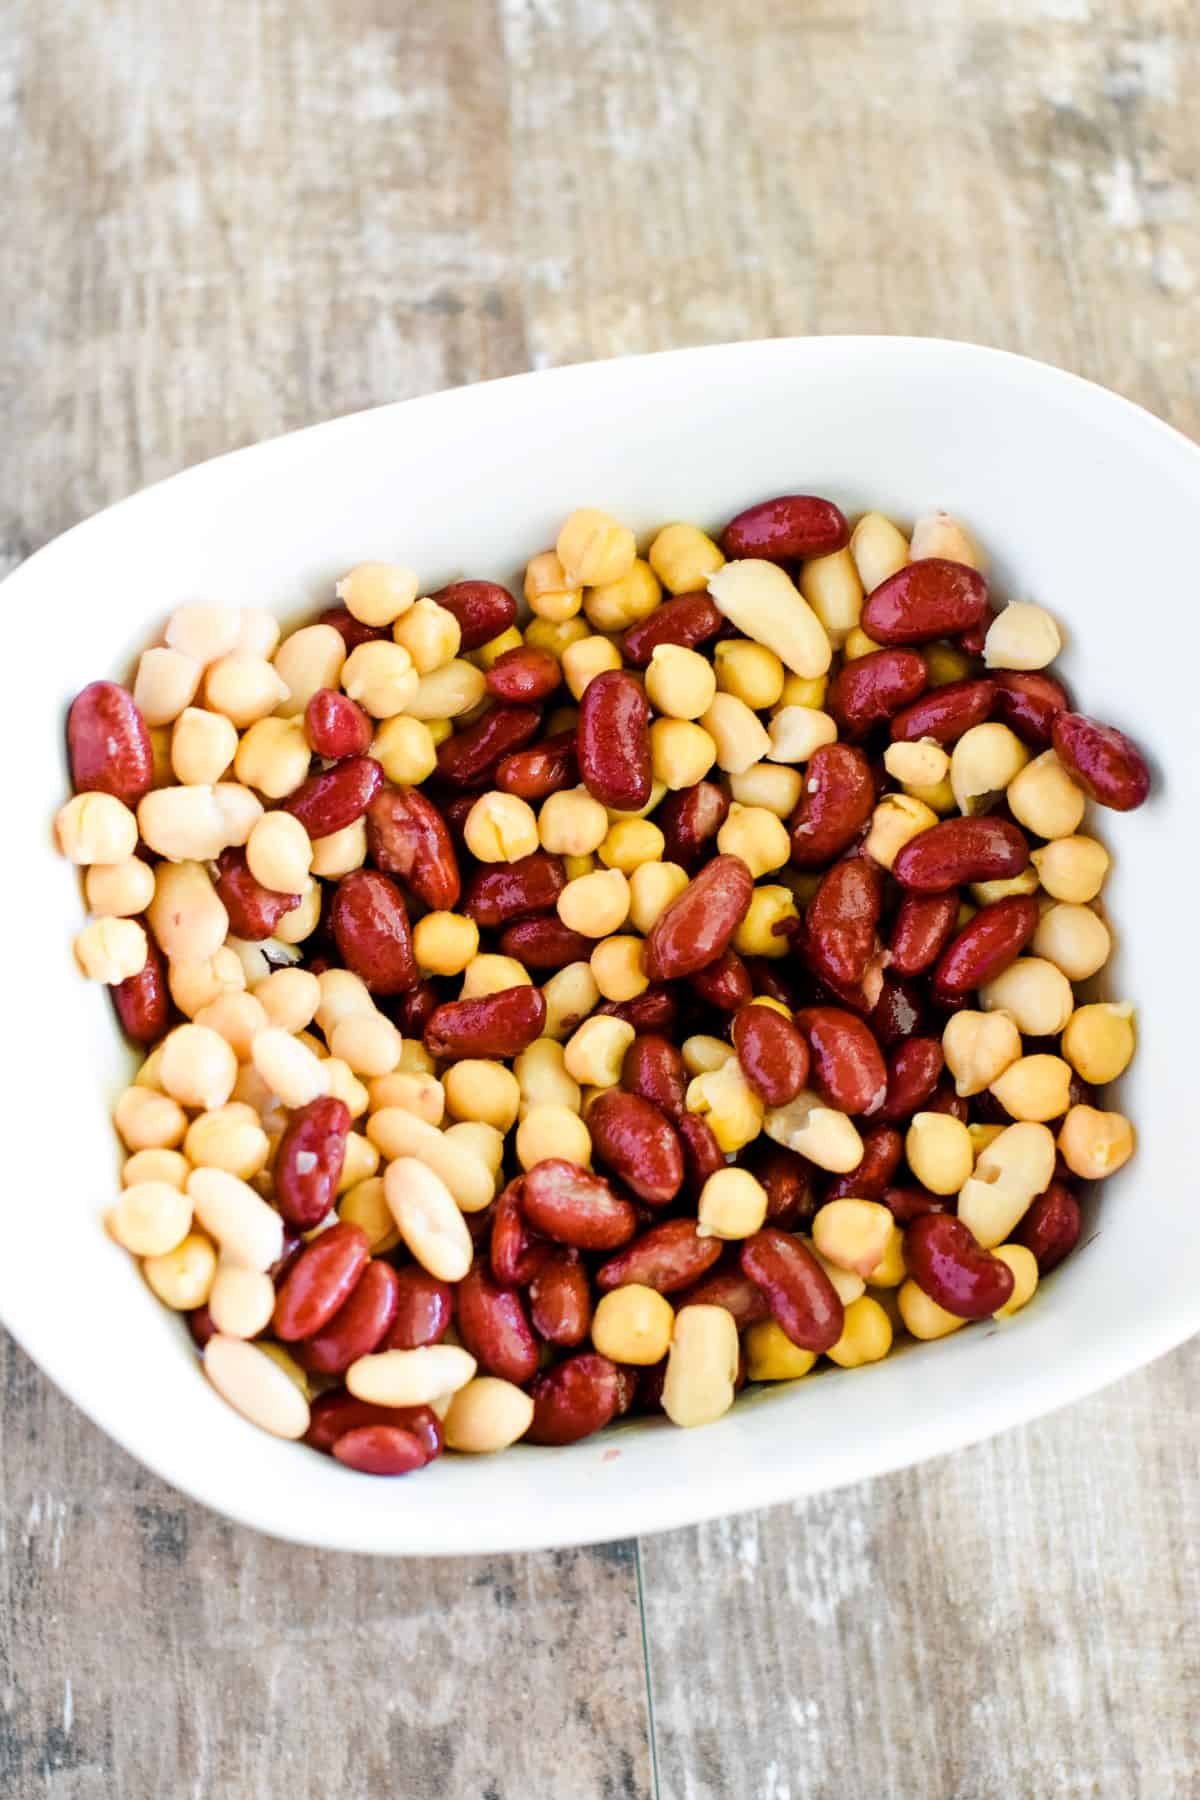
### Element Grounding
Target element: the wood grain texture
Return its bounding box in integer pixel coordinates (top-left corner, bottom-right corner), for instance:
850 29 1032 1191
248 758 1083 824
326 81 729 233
1 0 1198 1795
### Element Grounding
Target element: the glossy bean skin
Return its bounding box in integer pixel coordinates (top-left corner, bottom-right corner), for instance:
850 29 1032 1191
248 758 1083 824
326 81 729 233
932 895 1040 1001
869 973 929 1047
527 1352 624 1445
284 756 383 837
823 1123 903 1202
495 730 578 800
682 1261 772 1328
794 1006 888 1116
430 579 517 651
436 705 543 789
67 681 154 804
732 1004 810 1106
956 606 995 657
753 1144 815 1227
366 787 462 911
296 1260 400 1375
392 978 441 1038
990 671 1070 748
861 559 989 645
386 1267 453 1348
924 1077 969 1122
673 1113 724 1200
788 745 876 868
596 1218 723 1295
1051 711 1151 811
893 817 1029 893
875 1037 944 1124
490 1180 550 1286
882 1185 949 1224
486 646 562 704
643 854 754 981
454 1263 540 1385
316 606 392 652
274 1096 352 1229
587 1089 684 1205
188 1304 217 1349
598 985 679 1032
332 1425 429 1476
1014 1181 1082 1272
272 1221 370 1341
499 916 594 970
657 781 730 869
303 689 374 760
214 846 301 940
528 1252 592 1346
889 679 994 745
463 852 566 928
622 1034 687 1120
740 1227 844 1352
622 591 724 666
330 869 418 994
720 494 849 561
889 891 960 976
306 1389 442 1461
577 671 652 811
905 1213 1015 1317
804 856 884 991
423 983 547 1061
112 936 170 1044
268 1226 304 1286
521 1159 638 1251
691 948 753 1013
745 958 801 1007
827 649 928 738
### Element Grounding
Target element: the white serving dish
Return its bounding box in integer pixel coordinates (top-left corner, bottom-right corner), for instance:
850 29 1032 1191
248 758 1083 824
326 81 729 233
4 337 1195 1554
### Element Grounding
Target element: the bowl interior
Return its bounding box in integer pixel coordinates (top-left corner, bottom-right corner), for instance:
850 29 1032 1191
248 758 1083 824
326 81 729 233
4 337 1197 1554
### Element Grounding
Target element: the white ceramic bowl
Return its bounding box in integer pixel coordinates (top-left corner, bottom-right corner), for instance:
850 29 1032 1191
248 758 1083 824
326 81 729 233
5 337 1196 1554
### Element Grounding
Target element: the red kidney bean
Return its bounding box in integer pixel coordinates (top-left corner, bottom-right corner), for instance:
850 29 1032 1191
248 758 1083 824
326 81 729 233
932 894 1040 1001
386 1267 453 1348
436 704 542 789
622 1034 687 1120
731 1005 810 1107
612 1365 638 1416
824 1123 903 1202
682 1261 771 1328
330 869 417 994
889 891 960 977
188 1304 216 1349
925 1077 969 1121
740 1228 844 1352
690 948 753 1013
720 493 849 561
882 1185 949 1223
622 591 724 666
463 852 565 928
827 649 928 738
429 579 517 651
1014 1181 1082 1273
1051 711 1150 812
794 1006 888 1116
332 1425 428 1476
273 1096 352 1229
753 1144 815 1227
495 729 578 800
284 755 383 837
268 1226 304 1286
804 856 884 991
893 816 1029 893
521 1159 638 1250
677 1112 726 1199
455 1263 540 1384
597 985 679 1032
633 1358 668 1413
745 958 802 1007
112 936 170 1044
527 1353 623 1445
789 744 876 867
643 854 754 982
905 1213 1014 1317
316 605 392 652
657 780 730 869
587 1090 684 1206
272 1222 369 1341
295 1260 400 1375
67 681 154 804
365 786 461 911
889 678 994 745
499 915 593 970
862 558 989 645
490 1179 550 1286
307 1390 442 1461
956 605 995 656
990 671 1070 747
596 1218 723 1294
303 689 374 760
528 1252 591 1346
213 846 301 941
391 977 441 1039
439 792 479 847
875 1037 944 1124
424 983 546 1062
485 645 561 703
870 973 929 1046
577 670 651 811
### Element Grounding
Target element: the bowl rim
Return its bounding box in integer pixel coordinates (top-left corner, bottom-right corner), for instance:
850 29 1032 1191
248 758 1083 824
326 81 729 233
5 333 1198 1555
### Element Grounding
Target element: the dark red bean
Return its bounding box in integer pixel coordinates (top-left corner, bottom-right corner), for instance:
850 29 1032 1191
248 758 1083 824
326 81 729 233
932 895 1040 1001
875 1037 944 1124
490 1179 551 1287
188 1304 216 1349
284 756 383 837
657 780 730 869
528 1252 592 1346
1014 1181 1082 1273
392 977 441 1038
690 948 753 1013
990 671 1070 748
622 592 723 666
273 1096 352 1229
870 973 929 1047
521 1159 638 1251
794 1006 888 1116
861 559 989 645
485 646 561 703
804 856 884 992
577 671 652 811
498 915 594 970
892 817 1029 893
622 1034 687 1120
332 1425 429 1476
1051 711 1151 812
463 852 566 928
330 869 418 994
272 1222 369 1341
303 689 373 760
889 891 960 977
905 1213 1014 1317
454 1263 540 1384
752 1144 815 1227
827 649 928 738
597 985 680 1032
436 705 542 789
316 606 392 652
424 984 547 1062
596 1218 724 1295
306 1390 442 1459
67 681 154 804
732 1005 810 1107
824 1124 903 1202
587 1090 684 1206
112 935 170 1045
295 1261 400 1375
890 679 994 745
365 787 461 911
386 1267 453 1349
643 855 754 981
740 1228 844 1352
527 1353 623 1445
677 1112 726 1200
721 494 849 561
789 744 877 868
681 1263 771 1329
213 846 301 942
429 579 517 651
882 1185 949 1224
495 730 578 800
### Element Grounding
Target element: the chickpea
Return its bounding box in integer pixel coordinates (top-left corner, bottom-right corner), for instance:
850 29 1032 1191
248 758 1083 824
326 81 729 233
557 867 630 938
113 1085 188 1152
1032 903 1112 982
340 640 418 719
826 1295 894 1368
158 1023 238 1111
590 934 648 1003
732 884 798 959
744 1319 818 1381
907 772 957 814
905 1112 973 1195
863 793 938 870
143 1231 218 1311
700 692 771 775
627 860 688 936
204 655 290 728
338 1176 400 1254
798 547 864 648
563 1015 635 1088
524 551 582 623
988 1243 1039 1319
1058 1105 1135 1180
444 1121 504 1182
682 1035 734 1075
646 644 717 720
184 1103 271 1179
324 1057 370 1118
766 705 839 765
392 598 461 674
645 718 716 793
1031 835 1110 905
950 723 1029 815
371 714 438 785
556 635 619 702
234 716 311 798
714 639 785 710
314 966 375 1037
812 1199 894 1278
662 1305 738 1428
168 945 246 1019
865 1222 906 1289
329 1012 404 1078
1007 750 1086 840
273 877 321 945
898 1280 967 1341
1062 1002 1135 1085
606 780 667 826
310 817 368 879
761 1089 863 1173
368 1070 444 1127
460 954 531 998
443 1060 521 1133
541 961 600 1040
883 738 950 790
336 562 418 626
989 1054 1073 1123
82 855 154 920
778 672 828 710
910 510 986 569
413 910 479 977
584 559 661 633
212 782 264 846
74 917 148 984
924 643 973 687
514 1038 581 1116
599 817 664 875
942 1010 1022 1096
193 991 269 1061
55 792 139 865
842 627 883 660
535 787 606 859
515 1102 592 1171
984 602 1062 672
464 791 539 863
849 511 909 591
685 1062 763 1153
167 707 237 787
957 1121 1056 1247
245 810 312 894
648 523 724 594
407 658 488 720
337 1135 382 1194
557 509 637 589
970 867 1040 907
272 623 346 716
697 1168 768 1240
109 1181 192 1257
716 804 790 877
593 1285 675 1365
161 603 238 667
979 956 1074 1037
123 1148 189 1190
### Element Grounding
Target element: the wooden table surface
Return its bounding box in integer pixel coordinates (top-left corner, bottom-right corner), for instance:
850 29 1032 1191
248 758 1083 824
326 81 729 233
2 2 1197 1795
